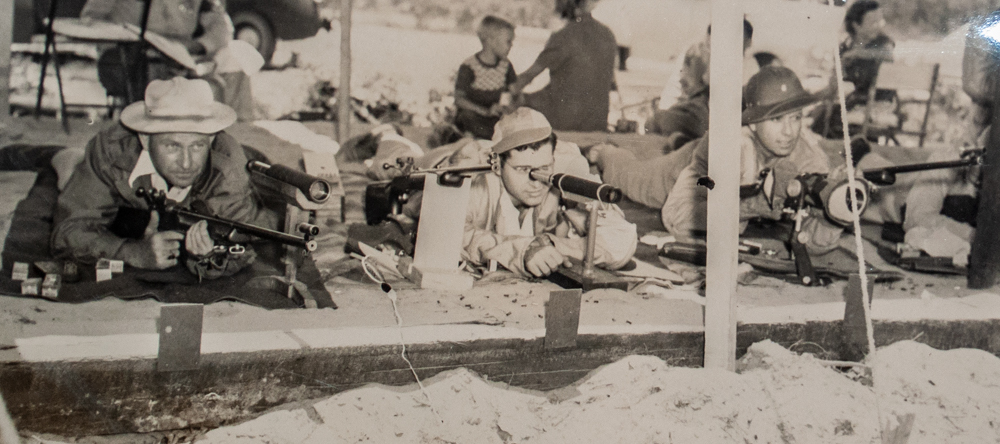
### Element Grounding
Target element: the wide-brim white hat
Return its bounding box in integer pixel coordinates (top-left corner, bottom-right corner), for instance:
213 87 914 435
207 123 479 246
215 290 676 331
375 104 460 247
121 77 237 134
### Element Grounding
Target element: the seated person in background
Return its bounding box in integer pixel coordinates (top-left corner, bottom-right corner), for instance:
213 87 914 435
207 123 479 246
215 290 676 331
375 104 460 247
644 46 709 151
810 0 894 139
454 16 518 140
647 19 754 152
52 77 277 279
663 66 845 255
463 108 637 278
82 0 257 121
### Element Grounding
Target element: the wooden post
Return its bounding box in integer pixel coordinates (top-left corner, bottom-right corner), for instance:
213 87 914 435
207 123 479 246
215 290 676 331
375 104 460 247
337 0 353 144
969 83 1000 288
0 0 12 121
0 393 17 444
703 0 743 370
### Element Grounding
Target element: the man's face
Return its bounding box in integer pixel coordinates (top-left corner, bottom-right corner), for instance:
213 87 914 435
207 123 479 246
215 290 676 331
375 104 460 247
149 132 213 188
750 111 803 159
498 143 555 208
485 28 514 59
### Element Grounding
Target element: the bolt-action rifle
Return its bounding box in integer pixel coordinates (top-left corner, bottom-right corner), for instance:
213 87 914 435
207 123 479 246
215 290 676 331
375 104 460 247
739 149 983 285
121 187 320 252
364 157 492 225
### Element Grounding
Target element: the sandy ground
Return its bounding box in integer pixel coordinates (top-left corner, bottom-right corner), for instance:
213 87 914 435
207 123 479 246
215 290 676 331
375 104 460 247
22 340 981 443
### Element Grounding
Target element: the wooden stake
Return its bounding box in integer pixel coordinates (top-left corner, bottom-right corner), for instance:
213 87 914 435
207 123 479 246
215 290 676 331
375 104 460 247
0 393 17 444
337 0 353 144
703 0 743 371
544 289 583 349
842 273 875 361
0 0 14 121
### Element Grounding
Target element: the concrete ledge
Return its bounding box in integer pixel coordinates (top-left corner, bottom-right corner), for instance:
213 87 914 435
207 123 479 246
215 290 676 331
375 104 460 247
2 329 705 435
6 296 1000 435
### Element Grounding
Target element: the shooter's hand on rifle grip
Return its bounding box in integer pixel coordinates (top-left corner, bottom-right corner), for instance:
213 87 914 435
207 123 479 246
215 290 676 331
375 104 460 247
185 220 215 257
117 211 185 270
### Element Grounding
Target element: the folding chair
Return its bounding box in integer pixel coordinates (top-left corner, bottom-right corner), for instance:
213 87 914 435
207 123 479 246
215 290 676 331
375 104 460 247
861 62 940 147
34 0 153 131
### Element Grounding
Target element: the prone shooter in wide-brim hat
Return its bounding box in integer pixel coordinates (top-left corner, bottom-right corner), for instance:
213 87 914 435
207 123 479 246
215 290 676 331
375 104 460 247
52 77 277 279
661 65 849 254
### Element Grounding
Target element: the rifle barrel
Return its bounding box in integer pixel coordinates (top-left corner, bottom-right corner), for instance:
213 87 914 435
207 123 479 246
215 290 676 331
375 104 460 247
862 157 980 185
868 158 979 175
412 165 492 176
173 208 317 252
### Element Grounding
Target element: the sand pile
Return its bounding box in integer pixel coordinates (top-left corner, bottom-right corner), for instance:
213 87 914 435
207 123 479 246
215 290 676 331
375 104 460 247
195 340 1000 443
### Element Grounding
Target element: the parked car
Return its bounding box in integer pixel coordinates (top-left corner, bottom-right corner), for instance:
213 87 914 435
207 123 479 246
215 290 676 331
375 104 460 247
13 0 331 64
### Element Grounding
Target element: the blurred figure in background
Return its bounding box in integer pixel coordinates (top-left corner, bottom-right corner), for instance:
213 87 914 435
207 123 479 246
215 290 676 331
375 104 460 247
647 19 754 152
655 19 755 113
82 0 259 121
591 0 633 71
510 0 617 132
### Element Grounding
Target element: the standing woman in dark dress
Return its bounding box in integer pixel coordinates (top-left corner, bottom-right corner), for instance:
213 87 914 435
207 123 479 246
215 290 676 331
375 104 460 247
509 0 617 132
812 0 895 138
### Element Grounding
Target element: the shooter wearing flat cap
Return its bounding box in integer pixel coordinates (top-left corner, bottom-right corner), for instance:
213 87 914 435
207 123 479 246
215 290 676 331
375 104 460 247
463 107 637 278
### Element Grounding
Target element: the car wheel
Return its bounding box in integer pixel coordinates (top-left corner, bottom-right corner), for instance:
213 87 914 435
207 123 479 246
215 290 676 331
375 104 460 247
231 11 275 65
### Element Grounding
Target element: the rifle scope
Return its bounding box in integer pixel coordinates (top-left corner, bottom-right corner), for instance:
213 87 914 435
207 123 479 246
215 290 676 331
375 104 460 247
247 161 332 204
529 171 622 204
